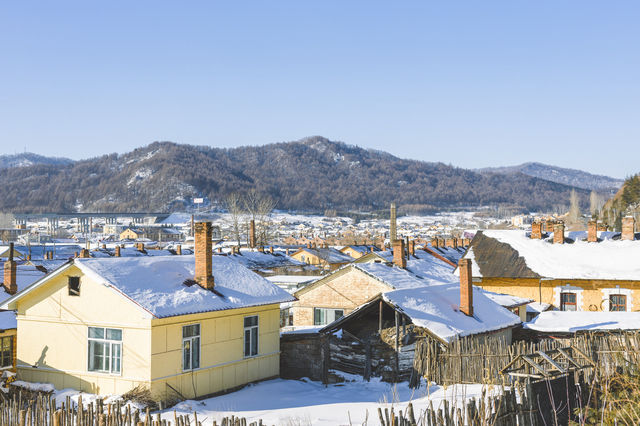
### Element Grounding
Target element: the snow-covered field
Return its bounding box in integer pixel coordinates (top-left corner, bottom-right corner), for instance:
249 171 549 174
162 377 499 425
14 377 501 425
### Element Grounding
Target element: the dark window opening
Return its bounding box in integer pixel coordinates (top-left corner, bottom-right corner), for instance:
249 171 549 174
68 277 80 296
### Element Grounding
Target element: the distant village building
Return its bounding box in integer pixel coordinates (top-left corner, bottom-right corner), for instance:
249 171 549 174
289 246 353 271
460 217 640 314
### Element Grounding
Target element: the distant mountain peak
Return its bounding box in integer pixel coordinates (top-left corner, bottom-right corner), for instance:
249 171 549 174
0 152 74 169
477 162 623 191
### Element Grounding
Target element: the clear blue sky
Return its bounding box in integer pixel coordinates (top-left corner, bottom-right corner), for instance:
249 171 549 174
1 1 638 178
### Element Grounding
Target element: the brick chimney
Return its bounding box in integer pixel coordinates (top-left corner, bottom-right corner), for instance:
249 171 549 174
114 246 121 257
392 239 406 268
553 223 565 244
269 246 274 254
622 216 636 241
176 244 182 255
458 258 473 317
101 244 107 250
463 238 470 246
431 238 439 248
409 240 415 256
249 220 256 248
79 248 91 258
3 243 17 295
531 222 542 239
587 221 598 242
194 222 215 289
390 203 397 242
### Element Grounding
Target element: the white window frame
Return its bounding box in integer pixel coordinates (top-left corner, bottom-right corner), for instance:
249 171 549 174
182 324 201 372
601 288 633 312
87 327 122 375
313 307 344 325
553 285 584 311
244 315 259 358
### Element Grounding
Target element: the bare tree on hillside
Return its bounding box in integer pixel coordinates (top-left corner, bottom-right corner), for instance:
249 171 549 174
567 189 581 226
225 193 244 247
589 190 604 219
243 189 277 246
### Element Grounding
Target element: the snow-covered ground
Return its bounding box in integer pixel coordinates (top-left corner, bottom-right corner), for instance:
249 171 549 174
13 377 501 425
161 377 500 425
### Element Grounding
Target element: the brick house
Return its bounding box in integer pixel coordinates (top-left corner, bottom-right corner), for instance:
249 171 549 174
460 217 640 313
292 240 528 326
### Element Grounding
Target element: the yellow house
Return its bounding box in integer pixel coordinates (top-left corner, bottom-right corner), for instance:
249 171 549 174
462 221 640 314
119 227 144 241
1 222 294 401
289 247 353 271
339 245 379 259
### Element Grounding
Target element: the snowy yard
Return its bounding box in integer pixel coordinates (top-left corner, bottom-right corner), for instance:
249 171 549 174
160 377 500 425
13 376 503 425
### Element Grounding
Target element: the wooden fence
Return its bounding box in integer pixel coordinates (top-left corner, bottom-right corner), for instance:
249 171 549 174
380 375 583 426
0 391 271 426
412 331 640 386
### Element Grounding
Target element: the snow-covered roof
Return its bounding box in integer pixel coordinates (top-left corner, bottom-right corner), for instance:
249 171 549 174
382 285 521 343
296 247 354 264
526 302 552 314
479 289 532 308
525 311 640 333
341 245 380 255
465 230 640 280
228 250 305 270
70 256 295 318
264 275 319 285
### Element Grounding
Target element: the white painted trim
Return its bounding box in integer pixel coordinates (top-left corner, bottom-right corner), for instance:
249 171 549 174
553 284 584 311
601 287 633 312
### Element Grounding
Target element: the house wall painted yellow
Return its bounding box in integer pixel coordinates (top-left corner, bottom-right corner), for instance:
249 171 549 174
149 305 280 400
15 264 152 395
289 250 349 271
13 264 281 401
340 247 366 259
479 277 640 312
119 229 141 240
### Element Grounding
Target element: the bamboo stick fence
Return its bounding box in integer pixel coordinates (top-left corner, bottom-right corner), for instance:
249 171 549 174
0 391 272 426
412 331 640 386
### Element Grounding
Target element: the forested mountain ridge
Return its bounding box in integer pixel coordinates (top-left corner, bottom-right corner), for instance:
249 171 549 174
0 137 590 213
0 153 73 169
478 162 623 191
600 174 640 229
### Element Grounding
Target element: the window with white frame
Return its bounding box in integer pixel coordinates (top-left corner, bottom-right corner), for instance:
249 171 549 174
182 324 200 371
609 294 627 311
313 308 344 325
560 292 577 311
88 327 122 374
244 316 259 357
